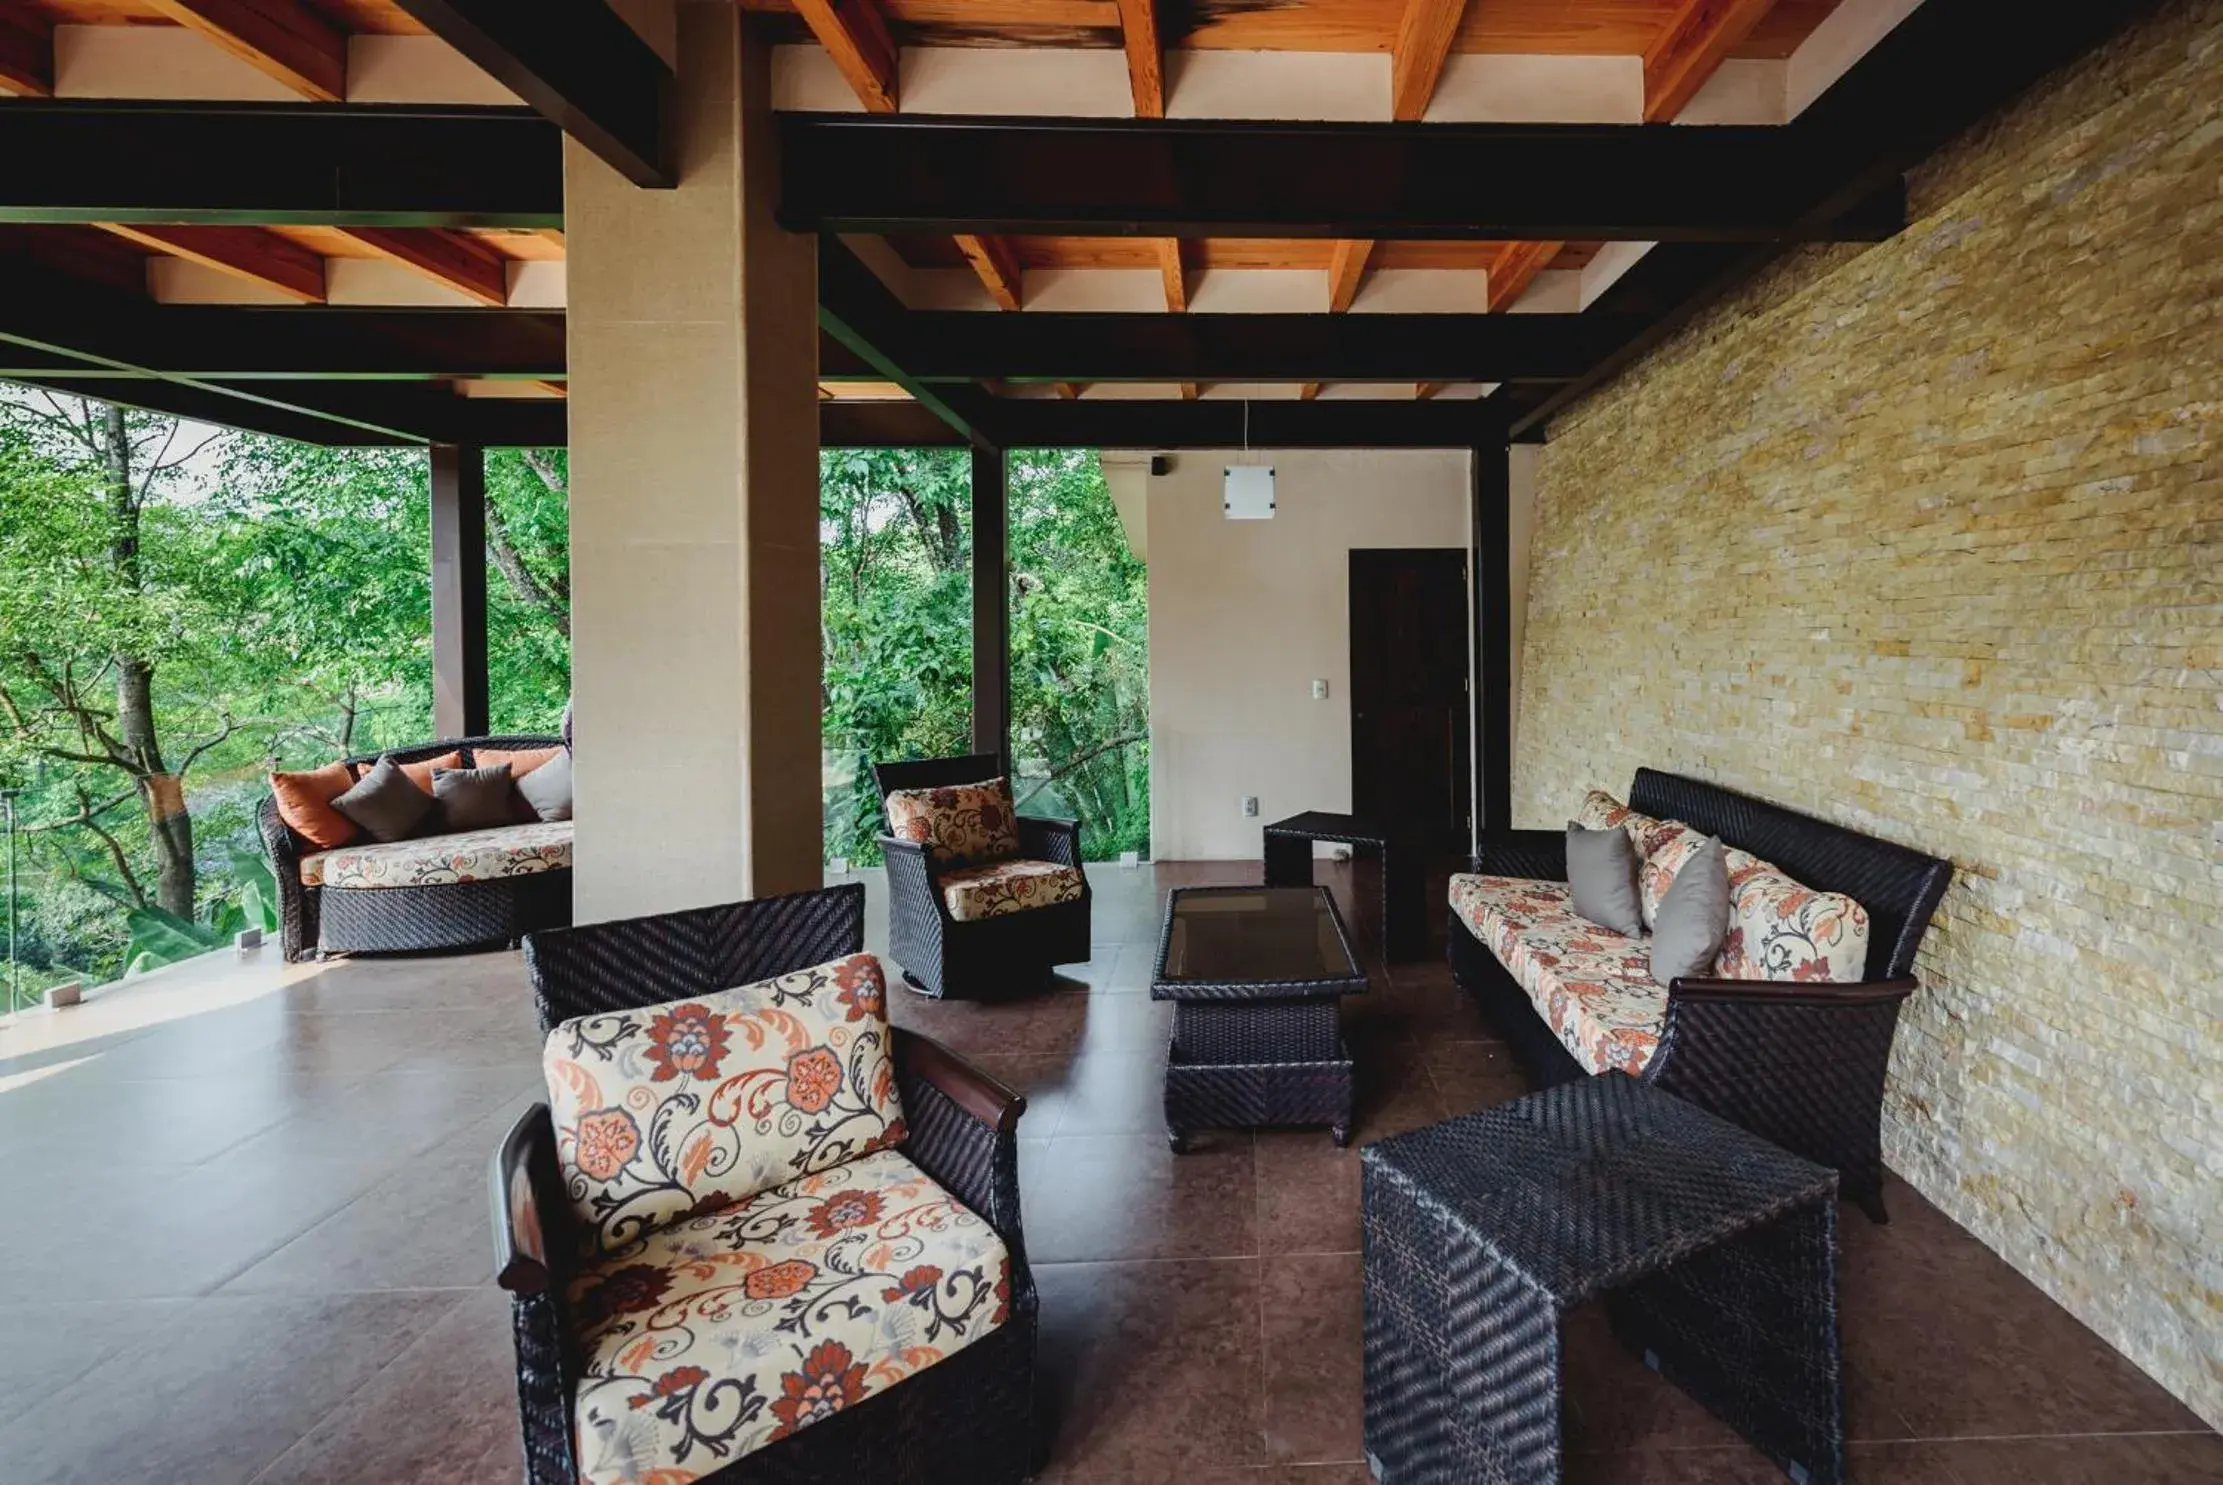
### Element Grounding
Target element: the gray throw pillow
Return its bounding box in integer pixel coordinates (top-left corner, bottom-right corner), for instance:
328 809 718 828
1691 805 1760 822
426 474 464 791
1565 821 1643 937
332 756 434 844
516 747 573 822
1650 836 1730 986
433 764 515 834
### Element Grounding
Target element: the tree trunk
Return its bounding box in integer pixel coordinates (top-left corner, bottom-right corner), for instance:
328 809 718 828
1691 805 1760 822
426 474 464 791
100 405 196 921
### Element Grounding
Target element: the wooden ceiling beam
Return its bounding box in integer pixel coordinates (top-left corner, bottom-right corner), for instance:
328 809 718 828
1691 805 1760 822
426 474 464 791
1179 383 1199 401
1111 0 1164 119
332 227 510 306
1486 239 1563 312
0 8 54 97
1327 237 1373 312
953 233 1024 310
1644 0 1782 123
142 0 349 103
1299 383 1321 401
1155 237 1188 311
1390 0 1471 122
1054 382 1083 400
97 223 327 303
1415 382 1446 400
792 0 900 113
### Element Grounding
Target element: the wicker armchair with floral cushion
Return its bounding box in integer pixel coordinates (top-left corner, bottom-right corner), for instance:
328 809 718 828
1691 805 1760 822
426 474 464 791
872 753 1091 999
259 734 572 962
1448 768 1952 1224
496 884 1037 1485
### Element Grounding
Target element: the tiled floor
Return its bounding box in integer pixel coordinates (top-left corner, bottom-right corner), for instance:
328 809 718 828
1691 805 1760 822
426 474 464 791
0 860 2215 1484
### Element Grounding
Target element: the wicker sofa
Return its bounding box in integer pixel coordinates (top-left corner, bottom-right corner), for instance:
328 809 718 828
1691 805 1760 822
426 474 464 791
259 734 572 962
496 884 1037 1485
1450 768 1952 1223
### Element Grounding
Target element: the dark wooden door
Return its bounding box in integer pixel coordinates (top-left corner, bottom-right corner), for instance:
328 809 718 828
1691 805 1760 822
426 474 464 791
1350 548 1471 845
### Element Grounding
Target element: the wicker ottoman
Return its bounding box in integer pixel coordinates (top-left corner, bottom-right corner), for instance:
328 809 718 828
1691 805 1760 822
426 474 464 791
1362 1074 1844 1485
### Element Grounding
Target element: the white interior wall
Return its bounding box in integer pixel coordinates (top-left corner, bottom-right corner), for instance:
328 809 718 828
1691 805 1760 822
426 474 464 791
1147 449 1472 860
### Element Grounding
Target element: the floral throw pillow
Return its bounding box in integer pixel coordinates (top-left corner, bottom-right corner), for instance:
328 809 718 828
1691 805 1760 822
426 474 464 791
543 953 907 1260
883 776 1020 865
1716 850 1871 982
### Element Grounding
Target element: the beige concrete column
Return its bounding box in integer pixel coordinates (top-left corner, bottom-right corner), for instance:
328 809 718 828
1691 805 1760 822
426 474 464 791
565 0 822 922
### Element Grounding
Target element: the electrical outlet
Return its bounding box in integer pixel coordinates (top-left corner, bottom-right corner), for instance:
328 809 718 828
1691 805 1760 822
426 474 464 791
1241 796 1259 818
1120 849 1141 869
828 856 850 877
1312 678 1329 700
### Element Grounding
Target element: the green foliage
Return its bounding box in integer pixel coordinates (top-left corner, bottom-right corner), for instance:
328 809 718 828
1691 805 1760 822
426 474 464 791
818 447 1148 865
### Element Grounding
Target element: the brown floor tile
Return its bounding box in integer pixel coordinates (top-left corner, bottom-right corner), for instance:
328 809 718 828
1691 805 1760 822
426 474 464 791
1418 1037 1528 1116
0 1299 192 1431
1929 1432 2223 1484
0 1289 462 1483
1261 1252 1366 1466
1035 1258 1266 1478
250 1286 524 1484
1025 1131 1258 1262
1255 1130 1362 1256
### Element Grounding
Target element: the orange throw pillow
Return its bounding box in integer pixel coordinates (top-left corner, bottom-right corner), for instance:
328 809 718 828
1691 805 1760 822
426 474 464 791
396 751 464 794
473 746 560 779
269 762 361 851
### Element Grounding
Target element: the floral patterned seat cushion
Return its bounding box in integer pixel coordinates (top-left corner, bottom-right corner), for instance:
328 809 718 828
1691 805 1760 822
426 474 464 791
296 819 572 888
1449 874 1667 1075
884 777 1021 865
939 858 1086 922
543 953 906 1260
568 1147 1011 1482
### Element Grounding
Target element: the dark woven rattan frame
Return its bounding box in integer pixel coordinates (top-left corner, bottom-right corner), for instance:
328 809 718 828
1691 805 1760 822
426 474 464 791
1446 769 1952 1223
1152 885 1369 1148
1362 1074 1844 1485
499 884 1038 1485
872 753 1091 999
260 735 572 963
1262 810 1428 961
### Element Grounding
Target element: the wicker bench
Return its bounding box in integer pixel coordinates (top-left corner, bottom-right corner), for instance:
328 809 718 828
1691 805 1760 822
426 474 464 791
1449 769 1951 1223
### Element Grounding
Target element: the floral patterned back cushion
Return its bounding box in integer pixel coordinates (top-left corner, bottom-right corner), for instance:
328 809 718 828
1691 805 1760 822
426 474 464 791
1716 849 1871 982
884 777 1020 865
1636 820 1711 931
543 953 907 1260
1575 789 1662 859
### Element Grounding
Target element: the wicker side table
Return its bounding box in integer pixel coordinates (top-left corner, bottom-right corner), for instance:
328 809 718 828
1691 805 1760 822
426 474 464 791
1362 1074 1844 1485
1151 885 1369 1150
1262 810 1427 961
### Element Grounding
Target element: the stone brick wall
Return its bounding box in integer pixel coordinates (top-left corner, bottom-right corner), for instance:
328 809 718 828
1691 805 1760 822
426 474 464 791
1512 0 2222 1425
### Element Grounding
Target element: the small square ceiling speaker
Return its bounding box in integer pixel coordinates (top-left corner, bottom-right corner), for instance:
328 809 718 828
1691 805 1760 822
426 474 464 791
1223 464 1276 520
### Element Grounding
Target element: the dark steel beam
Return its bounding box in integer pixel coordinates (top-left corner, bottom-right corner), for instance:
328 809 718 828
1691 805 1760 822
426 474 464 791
971 445 1010 768
1471 443 1512 838
390 0 673 189
0 101 563 227
890 311 1632 384
780 114 1904 243
989 395 1503 450
3 373 564 446
430 442 492 737
3 373 419 445
818 399 967 446
817 235 1000 447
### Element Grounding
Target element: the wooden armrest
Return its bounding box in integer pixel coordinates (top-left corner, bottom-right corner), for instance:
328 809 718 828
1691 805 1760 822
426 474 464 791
1669 976 1918 1008
895 1028 1026 1136
490 1103 555 1295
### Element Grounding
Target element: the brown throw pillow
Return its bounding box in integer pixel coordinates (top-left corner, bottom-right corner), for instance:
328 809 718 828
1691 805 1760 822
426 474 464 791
432 764 516 834
472 746 560 780
333 756 436 843
396 751 463 794
268 761 360 851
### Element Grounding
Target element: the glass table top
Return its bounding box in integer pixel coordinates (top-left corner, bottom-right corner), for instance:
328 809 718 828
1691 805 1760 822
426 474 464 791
1156 886 1364 988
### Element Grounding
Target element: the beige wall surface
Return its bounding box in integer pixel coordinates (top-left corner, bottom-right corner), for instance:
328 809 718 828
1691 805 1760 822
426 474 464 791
1148 449 1471 860
1512 1 2222 1425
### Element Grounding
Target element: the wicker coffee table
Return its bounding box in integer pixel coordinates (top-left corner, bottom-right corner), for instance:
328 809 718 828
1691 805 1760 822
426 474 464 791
1362 1074 1844 1485
1151 885 1368 1151
1262 810 1427 961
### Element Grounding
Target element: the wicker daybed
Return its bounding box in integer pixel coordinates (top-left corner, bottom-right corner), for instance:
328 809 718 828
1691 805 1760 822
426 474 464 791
1450 768 1952 1222
260 734 573 962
